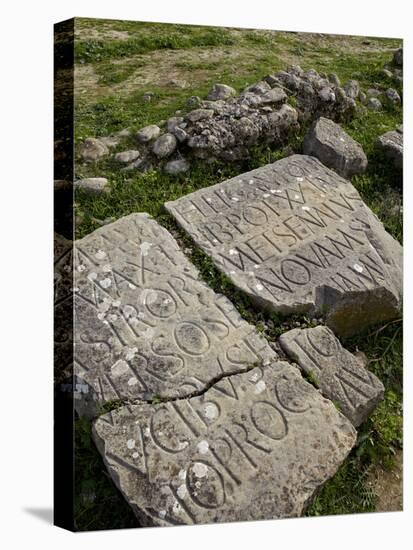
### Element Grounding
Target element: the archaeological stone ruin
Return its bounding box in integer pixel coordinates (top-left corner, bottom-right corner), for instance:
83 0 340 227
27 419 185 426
57 49 403 526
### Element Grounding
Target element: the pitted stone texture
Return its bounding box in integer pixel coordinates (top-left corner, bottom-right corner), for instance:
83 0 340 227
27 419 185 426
279 326 384 426
73 214 277 413
303 117 367 178
377 130 403 170
166 155 402 337
93 363 356 526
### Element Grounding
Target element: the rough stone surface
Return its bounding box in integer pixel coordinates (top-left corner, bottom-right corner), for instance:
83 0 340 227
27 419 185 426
344 80 360 99
303 117 368 178
393 47 403 67
367 98 382 111
166 155 402 337
186 109 215 123
73 214 278 414
164 158 190 175
207 84 236 101
279 326 384 426
93 363 356 526
79 138 109 162
137 125 161 143
377 130 403 170
385 88 401 104
75 177 109 195
115 150 141 164
152 133 177 158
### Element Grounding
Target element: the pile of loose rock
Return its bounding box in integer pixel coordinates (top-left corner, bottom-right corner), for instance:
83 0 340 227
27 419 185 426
76 64 362 186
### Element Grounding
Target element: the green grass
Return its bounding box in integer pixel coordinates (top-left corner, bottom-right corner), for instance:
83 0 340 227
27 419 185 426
72 19 403 529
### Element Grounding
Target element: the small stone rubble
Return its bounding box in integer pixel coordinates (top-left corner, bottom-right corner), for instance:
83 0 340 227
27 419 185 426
377 126 403 171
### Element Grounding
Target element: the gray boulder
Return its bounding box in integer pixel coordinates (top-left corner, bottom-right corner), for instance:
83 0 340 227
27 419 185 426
344 80 360 99
79 138 109 162
260 87 287 105
186 109 214 123
114 150 140 164
136 125 161 143
164 158 190 175
367 97 382 111
152 133 177 159
74 177 108 195
207 83 236 101
167 117 184 132
385 88 401 104
303 117 367 178
377 130 403 170
393 48 403 67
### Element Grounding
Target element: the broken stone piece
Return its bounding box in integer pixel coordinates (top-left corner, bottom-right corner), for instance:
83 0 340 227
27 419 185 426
136 125 161 143
93 363 356 526
279 326 384 426
74 177 109 195
115 150 141 164
303 117 367 178
73 213 278 414
79 137 109 162
207 84 237 101
166 155 402 337
377 130 403 170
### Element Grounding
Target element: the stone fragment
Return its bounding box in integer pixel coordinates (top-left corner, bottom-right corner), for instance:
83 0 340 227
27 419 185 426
318 87 336 103
393 47 403 66
377 130 403 170
79 138 109 162
344 80 360 99
167 117 184 132
93 363 356 526
359 91 367 104
74 177 109 195
143 92 154 102
367 88 381 97
173 126 188 143
279 326 384 426
244 81 271 95
328 73 341 87
164 158 190 175
186 96 201 108
260 88 287 105
115 150 141 164
381 69 393 78
186 109 214 123
207 84 236 101
303 117 367 178
152 133 177 159
136 125 161 143
73 214 278 413
367 97 382 111
166 155 402 337
385 88 401 104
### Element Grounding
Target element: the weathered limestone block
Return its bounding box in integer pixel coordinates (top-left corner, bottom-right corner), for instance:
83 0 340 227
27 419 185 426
93 363 356 526
303 117 367 178
74 214 277 414
279 326 384 426
166 155 402 336
377 129 403 170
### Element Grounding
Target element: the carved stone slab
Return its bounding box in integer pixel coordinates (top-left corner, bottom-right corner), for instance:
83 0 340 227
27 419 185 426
166 155 402 336
279 326 384 426
74 213 277 413
93 363 356 526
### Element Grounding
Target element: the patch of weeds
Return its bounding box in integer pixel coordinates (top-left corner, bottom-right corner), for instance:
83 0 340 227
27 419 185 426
74 416 139 531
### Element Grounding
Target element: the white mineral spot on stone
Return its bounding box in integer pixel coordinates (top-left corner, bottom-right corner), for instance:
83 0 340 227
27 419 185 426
100 278 112 289
125 347 138 360
248 271 254 276
132 452 139 459
177 484 187 499
111 359 129 377
254 264 260 269
77 264 86 272
95 250 106 260
231 197 239 202
353 263 364 273
109 314 118 322
112 300 121 307
249 371 259 382
295 194 300 199
178 469 187 480
204 403 219 420
140 242 152 256
193 463 209 478
122 305 135 318
126 439 135 449
197 440 209 454
256 283 264 291
128 283 136 289
172 501 181 514
254 380 266 394
206 197 212 202
263 193 270 198
229 249 237 255
73 287 79 293
177 441 189 450
302 206 310 211
230 270 236 275
142 289 158 305
213 239 218 243
142 327 155 339
102 264 111 272
144 427 150 436
128 377 138 386
97 312 105 321
158 510 166 519
296 177 304 181
248 179 254 184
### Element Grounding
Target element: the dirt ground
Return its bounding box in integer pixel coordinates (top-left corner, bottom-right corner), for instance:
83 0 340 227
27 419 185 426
368 450 403 512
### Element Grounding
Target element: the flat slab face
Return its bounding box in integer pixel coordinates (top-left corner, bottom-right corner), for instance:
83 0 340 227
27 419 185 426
279 326 384 426
166 155 402 336
74 214 277 410
93 363 356 526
